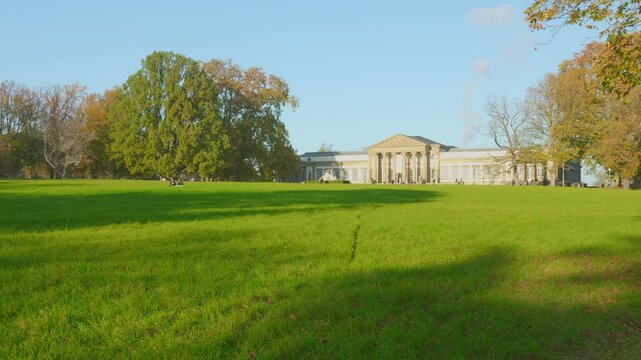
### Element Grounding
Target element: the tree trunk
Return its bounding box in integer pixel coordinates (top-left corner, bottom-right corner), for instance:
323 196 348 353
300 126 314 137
623 178 631 190
548 164 557 187
510 165 516 186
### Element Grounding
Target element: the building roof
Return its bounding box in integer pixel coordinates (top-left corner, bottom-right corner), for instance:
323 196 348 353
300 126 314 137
448 147 503 152
408 135 445 146
299 151 366 157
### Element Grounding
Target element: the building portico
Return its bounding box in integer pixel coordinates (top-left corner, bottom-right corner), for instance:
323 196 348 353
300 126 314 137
368 134 444 184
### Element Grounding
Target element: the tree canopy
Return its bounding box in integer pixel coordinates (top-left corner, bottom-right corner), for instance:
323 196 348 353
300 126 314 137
0 51 300 182
526 0 641 94
109 51 229 181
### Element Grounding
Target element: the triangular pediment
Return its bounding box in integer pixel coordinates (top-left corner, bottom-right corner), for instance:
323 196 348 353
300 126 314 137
368 134 428 150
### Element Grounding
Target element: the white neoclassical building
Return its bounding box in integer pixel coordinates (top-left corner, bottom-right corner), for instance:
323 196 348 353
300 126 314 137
299 134 581 185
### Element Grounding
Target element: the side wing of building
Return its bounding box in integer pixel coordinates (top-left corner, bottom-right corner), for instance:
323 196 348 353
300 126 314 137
299 152 370 183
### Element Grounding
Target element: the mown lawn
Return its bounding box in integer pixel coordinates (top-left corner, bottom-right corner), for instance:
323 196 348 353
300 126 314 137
1 180 640 359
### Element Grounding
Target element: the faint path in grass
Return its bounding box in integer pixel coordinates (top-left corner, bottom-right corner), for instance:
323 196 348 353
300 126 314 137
349 214 362 263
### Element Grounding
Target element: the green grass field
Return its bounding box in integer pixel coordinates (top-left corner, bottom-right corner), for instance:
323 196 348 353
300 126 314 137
1 180 640 359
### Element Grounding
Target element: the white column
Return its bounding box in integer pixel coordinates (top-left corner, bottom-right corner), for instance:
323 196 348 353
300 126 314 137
422 152 429 183
383 153 388 183
374 153 379 183
391 152 397 183
401 152 407 182
412 152 418 183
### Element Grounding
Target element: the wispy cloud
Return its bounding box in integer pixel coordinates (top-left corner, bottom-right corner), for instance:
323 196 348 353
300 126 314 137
501 32 535 70
473 58 491 79
459 82 482 144
458 58 491 144
466 4 514 26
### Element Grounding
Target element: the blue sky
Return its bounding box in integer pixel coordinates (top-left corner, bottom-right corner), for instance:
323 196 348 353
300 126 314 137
0 1 596 153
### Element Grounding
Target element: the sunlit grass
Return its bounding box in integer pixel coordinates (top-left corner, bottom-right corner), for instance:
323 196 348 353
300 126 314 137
1 180 640 358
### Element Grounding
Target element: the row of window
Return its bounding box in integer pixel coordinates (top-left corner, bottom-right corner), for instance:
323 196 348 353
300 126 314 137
440 164 544 179
441 165 495 179
307 167 368 181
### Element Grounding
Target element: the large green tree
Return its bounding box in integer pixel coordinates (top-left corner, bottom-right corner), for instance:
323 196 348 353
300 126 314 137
202 60 299 181
110 52 229 182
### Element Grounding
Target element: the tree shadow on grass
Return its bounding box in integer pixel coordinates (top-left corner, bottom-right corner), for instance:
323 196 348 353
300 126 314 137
225 246 641 359
0 227 264 270
0 187 442 233
0 180 89 190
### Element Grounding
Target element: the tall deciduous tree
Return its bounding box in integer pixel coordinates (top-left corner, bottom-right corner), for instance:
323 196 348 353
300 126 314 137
41 84 88 178
110 52 229 182
526 54 602 185
78 88 128 178
591 88 641 189
0 81 44 177
485 97 532 184
202 60 299 181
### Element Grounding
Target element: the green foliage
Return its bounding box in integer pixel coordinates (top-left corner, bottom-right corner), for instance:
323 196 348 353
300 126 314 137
110 52 229 181
1 53 299 181
203 60 299 181
1 180 641 358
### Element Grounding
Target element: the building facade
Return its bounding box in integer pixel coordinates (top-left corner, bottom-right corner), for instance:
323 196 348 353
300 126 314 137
300 134 581 185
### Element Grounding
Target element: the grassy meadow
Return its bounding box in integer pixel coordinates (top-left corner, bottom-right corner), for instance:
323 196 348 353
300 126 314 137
1 180 641 359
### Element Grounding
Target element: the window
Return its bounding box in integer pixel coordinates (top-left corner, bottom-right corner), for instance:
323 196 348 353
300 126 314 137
315 169 323 179
442 166 450 178
472 166 481 178
351 168 357 180
361 168 368 181
462 166 469 178
452 166 459 178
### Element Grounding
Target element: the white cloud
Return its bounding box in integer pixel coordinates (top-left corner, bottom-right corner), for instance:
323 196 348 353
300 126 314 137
466 4 514 26
473 58 491 79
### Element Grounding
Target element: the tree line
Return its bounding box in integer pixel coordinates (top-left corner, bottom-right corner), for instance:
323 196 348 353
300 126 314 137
486 1 641 189
0 51 300 182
